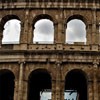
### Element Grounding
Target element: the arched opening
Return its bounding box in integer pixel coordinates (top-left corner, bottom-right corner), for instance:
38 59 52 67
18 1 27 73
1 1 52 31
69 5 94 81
2 19 21 44
66 15 86 44
28 69 52 100
65 69 87 100
0 15 21 44
0 69 15 100
33 15 54 44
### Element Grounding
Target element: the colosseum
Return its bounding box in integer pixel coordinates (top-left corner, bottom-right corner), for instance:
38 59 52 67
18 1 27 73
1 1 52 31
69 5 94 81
0 0 100 100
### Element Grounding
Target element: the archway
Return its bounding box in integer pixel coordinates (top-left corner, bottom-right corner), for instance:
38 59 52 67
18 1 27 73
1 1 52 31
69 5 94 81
0 69 15 100
33 14 54 44
65 69 87 100
28 69 52 100
2 19 21 44
33 19 54 44
0 15 21 44
66 15 87 44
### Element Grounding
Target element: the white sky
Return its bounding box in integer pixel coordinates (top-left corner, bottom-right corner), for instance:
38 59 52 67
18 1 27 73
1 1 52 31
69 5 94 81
2 18 86 44
2 19 21 44
66 19 86 44
40 92 51 100
65 91 78 100
33 19 54 44
40 91 77 100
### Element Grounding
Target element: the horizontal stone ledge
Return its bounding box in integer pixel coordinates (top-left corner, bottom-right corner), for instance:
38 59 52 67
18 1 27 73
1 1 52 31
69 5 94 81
0 58 97 64
0 2 99 9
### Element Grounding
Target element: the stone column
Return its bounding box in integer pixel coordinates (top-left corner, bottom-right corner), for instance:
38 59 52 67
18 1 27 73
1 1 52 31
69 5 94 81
0 32 2 47
60 80 64 100
20 10 29 44
54 22 58 44
0 27 3 47
52 79 56 100
88 79 93 100
56 62 61 100
23 80 28 100
14 79 19 100
56 10 64 44
87 23 92 45
28 23 33 44
57 21 63 43
18 62 25 100
98 23 100 45
92 9 97 44
93 62 99 100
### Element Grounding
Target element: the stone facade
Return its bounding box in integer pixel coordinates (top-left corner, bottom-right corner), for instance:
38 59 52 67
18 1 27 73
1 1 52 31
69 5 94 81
0 1 100 100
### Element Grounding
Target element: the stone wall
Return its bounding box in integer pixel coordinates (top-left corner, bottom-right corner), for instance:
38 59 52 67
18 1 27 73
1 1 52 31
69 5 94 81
0 1 99 100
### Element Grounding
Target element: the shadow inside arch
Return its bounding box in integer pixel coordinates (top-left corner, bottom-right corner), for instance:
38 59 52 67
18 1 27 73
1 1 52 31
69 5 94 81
28 69 52 100
65 69 88 100
0 69 15 100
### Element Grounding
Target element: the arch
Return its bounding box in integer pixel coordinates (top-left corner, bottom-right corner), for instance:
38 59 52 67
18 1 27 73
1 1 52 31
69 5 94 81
0 15 21 44
66 15 87 44
66 15 87 25
0 69 15 100
65 69 88 100
0 15 20 31
32 14 54 44
28 69 52 100
32 14 54 26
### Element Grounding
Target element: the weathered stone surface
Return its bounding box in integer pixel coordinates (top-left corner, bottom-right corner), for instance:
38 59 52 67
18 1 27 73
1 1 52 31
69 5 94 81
0 1 99 100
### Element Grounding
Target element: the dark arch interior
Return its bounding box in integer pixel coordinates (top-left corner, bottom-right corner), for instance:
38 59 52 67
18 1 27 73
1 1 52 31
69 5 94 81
65 69 87 100
28 69 52 100
0 69 15 100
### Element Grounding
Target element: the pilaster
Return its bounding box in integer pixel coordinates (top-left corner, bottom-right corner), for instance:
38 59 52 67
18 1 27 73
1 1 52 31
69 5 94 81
52 79 56 100
88 80 93 100
56 61 61 100
14 79 19 100
18 62 25 100
92 9 97 44
20 10 29 44
0 30 3 47
54 22 58 44
56 9 64 44
93 61 99 100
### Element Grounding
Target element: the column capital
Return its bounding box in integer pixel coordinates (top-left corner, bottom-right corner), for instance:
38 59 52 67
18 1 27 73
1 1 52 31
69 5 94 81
93 60 99 68
18 61 26 65
55 61 62 67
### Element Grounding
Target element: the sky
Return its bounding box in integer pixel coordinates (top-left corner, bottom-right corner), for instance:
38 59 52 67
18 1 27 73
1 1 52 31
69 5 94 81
2 18 86 44
66 19 86 44
2 19 21 44
40 92 51 100
40 91 77 100
33 19 54 44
